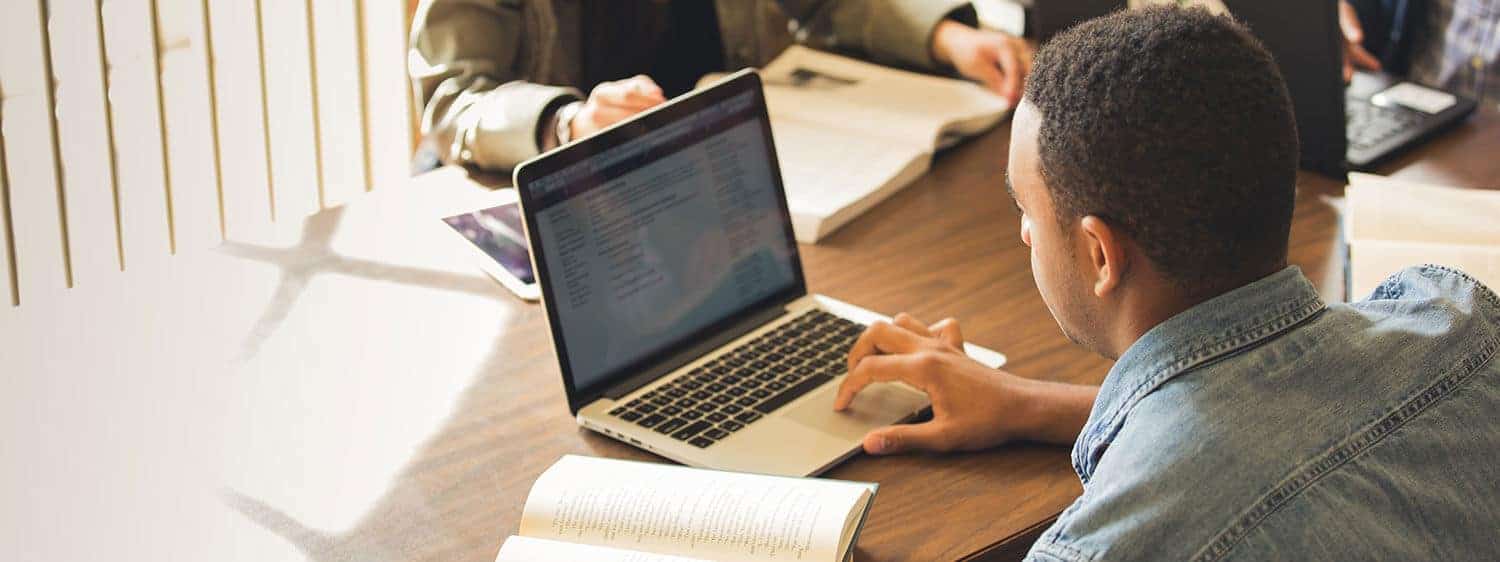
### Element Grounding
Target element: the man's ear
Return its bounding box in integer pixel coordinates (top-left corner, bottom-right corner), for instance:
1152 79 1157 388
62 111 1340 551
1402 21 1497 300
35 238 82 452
1079 216 1128 298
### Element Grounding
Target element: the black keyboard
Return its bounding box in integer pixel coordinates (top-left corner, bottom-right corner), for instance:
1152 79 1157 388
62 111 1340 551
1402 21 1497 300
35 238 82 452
1346 97 1424 153
607 309 865 449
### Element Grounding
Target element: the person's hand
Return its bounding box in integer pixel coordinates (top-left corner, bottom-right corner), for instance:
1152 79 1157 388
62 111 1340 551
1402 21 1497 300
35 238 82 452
930 20 1034 106
572 75 667 140
1338 0 1381 82
833 314 1096 455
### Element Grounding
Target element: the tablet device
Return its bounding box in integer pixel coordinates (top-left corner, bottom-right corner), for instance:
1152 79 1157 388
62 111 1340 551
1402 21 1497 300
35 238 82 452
440 189 540 301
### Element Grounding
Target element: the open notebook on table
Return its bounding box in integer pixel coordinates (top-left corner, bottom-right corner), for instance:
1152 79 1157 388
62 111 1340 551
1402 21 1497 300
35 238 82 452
495 455 877 562
1344 173 1500 298
701 46 1011 243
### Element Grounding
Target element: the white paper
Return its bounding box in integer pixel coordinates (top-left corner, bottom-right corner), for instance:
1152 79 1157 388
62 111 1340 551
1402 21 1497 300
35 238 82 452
495 536 710 562
1346 173 1500 246
1373 82 1458 114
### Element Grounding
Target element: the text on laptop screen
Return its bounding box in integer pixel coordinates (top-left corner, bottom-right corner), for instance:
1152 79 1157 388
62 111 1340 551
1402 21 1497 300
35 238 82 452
527 92 799 391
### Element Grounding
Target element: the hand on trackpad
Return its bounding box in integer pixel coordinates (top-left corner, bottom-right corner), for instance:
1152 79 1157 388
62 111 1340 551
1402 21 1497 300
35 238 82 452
786 381 928 442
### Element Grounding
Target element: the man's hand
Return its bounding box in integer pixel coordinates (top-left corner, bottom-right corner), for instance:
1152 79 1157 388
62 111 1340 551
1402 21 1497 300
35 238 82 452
834 314 1097 455
572 75 667 140
1338 1 1381 82
930 20 1034 106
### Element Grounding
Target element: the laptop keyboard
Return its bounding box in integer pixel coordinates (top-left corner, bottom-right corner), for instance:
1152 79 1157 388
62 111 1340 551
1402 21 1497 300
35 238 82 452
607 309 865 449
1346 97 1424 152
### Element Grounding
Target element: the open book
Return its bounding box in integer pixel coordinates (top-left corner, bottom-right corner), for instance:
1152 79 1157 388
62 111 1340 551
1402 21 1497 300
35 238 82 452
495 455 878 562
1344 173 1500 298
702 46 1010 243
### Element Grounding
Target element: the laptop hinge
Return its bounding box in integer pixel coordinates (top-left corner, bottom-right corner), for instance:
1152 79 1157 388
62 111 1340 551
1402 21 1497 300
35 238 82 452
601 303 790 400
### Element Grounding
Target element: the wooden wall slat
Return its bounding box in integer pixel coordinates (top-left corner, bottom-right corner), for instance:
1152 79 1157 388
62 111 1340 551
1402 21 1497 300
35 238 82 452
361 0 414 192
309 0 370 207
154 0 224 252
0 0 72 301
99 0 174 270
204 0 274 240
0 109 16 307
50 0 125 283
259 0 323 222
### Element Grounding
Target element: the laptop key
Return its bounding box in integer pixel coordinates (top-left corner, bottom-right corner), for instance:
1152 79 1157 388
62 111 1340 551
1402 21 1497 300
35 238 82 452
656 418 687 434
690 390 712 401
681 410 703 420
735 396 758 407
706 412 728 423
725 386 747 397
695 402 716 412
755 375 831 414
620 411 642 422
638 414 665 428
765 380 786 391
710 394 732 405
672 421 712 441
637 403 658 413
689 436 715 449
721 404 743 414
703 428 729 440
721 420 745 432
750 388 771 399
661 405 683 416
609 407 627 416
734 411 762 424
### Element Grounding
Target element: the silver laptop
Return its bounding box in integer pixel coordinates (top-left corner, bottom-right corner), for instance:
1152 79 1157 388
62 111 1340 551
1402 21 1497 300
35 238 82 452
513 70 1005 477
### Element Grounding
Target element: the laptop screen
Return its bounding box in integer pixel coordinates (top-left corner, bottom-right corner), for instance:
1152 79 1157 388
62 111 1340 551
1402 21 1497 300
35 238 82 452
522 83 802 400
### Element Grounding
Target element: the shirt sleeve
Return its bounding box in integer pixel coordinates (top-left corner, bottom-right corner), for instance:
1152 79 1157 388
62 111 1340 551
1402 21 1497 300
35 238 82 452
409 0 581 171
800 0 974 71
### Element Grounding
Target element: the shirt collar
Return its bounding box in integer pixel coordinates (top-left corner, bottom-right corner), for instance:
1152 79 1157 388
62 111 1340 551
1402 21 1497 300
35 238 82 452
1071 266 1327 483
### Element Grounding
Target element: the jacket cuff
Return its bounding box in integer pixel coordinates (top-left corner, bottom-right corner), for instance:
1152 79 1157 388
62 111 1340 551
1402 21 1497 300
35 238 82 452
463 83 582 170
867 0 973 71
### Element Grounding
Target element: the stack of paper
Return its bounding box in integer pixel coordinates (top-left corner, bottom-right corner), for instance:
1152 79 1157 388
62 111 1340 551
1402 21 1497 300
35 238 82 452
1344 173 1500 298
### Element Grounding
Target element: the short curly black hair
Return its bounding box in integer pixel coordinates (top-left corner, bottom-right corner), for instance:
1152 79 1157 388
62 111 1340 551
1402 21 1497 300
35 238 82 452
1023 6 1298 293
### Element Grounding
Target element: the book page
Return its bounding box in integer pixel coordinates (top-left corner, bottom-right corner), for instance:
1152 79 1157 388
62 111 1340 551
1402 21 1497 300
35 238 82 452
519 455 872 562
758 46 1010 145
1349 240 1500 298
495 536 709 562
769 115 931 237
1346 173 1500 246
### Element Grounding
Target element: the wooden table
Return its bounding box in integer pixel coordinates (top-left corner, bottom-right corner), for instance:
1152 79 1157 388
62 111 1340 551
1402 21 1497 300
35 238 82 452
2 106 1493 562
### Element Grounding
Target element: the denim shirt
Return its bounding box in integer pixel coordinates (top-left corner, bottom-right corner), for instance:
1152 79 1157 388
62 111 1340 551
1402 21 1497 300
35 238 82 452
1026 265 1500 561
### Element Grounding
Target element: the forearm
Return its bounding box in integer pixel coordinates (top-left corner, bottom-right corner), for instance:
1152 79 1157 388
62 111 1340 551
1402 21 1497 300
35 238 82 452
409 0 578 169
1010 377 1098 445
799 0 972 70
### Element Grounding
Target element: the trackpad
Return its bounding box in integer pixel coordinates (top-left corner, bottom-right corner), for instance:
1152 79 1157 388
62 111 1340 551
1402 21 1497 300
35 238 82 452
785 380 929 442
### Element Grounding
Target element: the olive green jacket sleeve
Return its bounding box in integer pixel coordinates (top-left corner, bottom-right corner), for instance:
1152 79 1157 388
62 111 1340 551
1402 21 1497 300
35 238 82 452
409 0 970 171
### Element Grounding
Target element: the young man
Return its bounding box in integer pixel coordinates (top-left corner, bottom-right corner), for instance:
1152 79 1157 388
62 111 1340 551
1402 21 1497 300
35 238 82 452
835 7 1500 560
